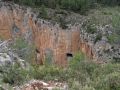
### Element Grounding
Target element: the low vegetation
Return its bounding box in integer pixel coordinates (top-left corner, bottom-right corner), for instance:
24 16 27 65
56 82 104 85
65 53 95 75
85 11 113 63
11 37 35 64
0 52 120 90
0 64 29 85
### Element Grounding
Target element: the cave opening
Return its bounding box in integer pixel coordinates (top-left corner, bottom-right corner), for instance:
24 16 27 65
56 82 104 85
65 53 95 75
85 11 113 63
66 53 73 61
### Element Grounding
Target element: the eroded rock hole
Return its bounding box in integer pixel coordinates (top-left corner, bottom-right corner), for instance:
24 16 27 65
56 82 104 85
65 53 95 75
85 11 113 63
66 53 73 61
36 48 40 53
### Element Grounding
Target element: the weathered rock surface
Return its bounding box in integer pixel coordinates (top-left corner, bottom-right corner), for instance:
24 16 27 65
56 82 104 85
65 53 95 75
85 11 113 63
0 2 94 66
0 40 26 67
80 24 120 62
0 1 119 66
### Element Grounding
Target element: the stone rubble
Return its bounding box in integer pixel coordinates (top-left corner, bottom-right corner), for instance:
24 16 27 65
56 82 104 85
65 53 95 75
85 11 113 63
14 80 68 90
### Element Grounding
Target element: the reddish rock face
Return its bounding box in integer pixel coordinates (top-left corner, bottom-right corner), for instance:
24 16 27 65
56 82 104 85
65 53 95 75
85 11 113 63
28 19 83 66
0 3 94 66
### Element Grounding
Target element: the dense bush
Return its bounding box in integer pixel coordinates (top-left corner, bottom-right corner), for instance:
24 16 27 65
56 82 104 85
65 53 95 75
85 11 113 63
0 65 29 85
37 5 48 19
30 65 64 81
11 0 120 14
97 0 120 6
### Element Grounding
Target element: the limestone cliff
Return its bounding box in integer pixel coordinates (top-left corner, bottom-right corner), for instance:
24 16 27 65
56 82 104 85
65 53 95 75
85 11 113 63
0 2 119 66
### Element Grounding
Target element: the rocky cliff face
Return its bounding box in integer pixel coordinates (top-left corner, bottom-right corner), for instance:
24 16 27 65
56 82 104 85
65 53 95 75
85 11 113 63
0 2 119 66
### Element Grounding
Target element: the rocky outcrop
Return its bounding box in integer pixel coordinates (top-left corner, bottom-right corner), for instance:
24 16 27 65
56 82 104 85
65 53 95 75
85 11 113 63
0 2 94 66
0 2 119 66
0 40 26 67
80 24 120 62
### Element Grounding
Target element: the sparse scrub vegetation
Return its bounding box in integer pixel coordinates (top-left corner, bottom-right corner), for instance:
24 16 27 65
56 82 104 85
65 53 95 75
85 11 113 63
107 34 119 44
11 37 35 64
0 52 119 89
0 64 29 85
81 7 120 44
86 23 97 34
37 4 49 19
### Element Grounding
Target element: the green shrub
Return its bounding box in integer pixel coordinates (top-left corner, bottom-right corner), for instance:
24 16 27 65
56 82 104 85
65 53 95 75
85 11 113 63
15 0 35 6
69 52 85 70
0 35 4 40
59 17 68 29
12 38 28 50
0 65 28 85
30 65 64 81
68 80 80 90
94 34 102 43
13 0 120 15
86 24 97 34
38 5 48 19
112 13 120 29
107 34 119 44
13 0 96 14
97 0 120 6
11 37 35 64
0 54 119 90
95 72 120 90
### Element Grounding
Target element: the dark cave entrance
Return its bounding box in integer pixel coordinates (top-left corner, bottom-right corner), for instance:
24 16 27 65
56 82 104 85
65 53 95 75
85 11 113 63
66 53 73 61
